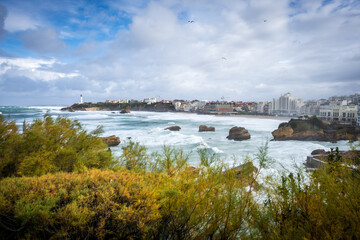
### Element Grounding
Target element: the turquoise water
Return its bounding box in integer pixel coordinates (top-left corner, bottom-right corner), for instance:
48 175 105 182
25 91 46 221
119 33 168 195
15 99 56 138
1 106 355 173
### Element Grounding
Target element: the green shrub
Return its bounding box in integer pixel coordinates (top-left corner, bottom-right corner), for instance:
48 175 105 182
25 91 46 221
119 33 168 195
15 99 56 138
0 114 115 178
256 161 360 239
0 169 162 239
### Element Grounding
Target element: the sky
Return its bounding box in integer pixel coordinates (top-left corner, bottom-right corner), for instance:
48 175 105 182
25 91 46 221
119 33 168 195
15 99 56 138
0 0 359 106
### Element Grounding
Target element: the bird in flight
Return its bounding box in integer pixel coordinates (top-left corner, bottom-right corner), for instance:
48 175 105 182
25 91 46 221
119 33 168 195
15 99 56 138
222 57 227 60
188 20 195 23
264 20 267 22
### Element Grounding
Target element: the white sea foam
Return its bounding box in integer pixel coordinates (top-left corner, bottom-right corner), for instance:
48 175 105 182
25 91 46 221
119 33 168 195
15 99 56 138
10 108 356 173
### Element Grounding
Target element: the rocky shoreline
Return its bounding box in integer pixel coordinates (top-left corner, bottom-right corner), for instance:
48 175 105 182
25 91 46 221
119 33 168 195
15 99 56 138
305 148 360 169
61 102 176 113
272 116 359 142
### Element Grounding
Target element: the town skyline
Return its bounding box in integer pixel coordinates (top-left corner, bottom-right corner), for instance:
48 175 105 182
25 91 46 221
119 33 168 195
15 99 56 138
1 0 360 105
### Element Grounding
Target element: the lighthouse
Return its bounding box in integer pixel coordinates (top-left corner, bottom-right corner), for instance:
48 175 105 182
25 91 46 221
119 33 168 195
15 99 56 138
80 94 83 104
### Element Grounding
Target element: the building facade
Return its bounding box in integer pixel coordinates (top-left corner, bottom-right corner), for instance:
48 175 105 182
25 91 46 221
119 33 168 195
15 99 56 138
143 98 157 104
270 93 304 116
319 100 358 124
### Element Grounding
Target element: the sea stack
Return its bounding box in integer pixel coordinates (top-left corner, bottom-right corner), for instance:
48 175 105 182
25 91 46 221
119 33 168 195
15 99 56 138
165 126 181 131
120 109 131 114
199 125 215 132
227 127 251 141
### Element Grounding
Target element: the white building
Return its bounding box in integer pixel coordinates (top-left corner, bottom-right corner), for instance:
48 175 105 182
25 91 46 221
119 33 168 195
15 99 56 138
143 98 157 104
256 101 270 114
119 99 129 103
190 100 208 111
270 93 304 116
299 100 320 116
173 101 182 111
319 100 358 124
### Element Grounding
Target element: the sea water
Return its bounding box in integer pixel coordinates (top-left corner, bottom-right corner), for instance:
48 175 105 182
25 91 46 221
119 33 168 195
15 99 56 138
0 106 355 173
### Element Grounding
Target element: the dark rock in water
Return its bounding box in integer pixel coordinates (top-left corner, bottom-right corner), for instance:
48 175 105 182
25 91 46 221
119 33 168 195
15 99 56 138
120 109 131 114
199 125 215 132
61 107 75 112
111 112 115 114
127 137 132 140
272 116 360 142
165 126 181 131
311 149 326 155
227 127 250 141
100 135 120 147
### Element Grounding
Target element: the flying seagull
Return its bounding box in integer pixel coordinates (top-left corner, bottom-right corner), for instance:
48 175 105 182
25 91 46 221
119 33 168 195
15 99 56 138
188 20 195 23
222 57 227 60
264 19 267 22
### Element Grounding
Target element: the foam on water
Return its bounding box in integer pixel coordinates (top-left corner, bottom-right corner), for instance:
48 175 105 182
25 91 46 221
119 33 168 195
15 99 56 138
4 108 356 173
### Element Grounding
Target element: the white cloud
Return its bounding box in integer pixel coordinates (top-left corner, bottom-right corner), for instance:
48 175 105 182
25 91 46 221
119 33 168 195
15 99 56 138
1 0 360 105
0 57 80 82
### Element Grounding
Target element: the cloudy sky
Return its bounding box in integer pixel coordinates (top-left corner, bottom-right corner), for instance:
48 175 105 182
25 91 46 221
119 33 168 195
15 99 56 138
0 0 359 105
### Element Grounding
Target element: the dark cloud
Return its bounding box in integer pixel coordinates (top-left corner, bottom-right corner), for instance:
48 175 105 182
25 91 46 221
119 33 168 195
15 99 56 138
0 3 7 39
19 27 66 54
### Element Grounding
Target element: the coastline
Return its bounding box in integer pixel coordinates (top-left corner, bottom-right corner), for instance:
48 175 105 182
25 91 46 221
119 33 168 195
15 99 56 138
131 109 292 121
63 106 291 121
214 114 291 121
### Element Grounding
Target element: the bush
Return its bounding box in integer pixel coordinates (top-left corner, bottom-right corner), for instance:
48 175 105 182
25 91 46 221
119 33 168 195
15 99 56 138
0 144 263 239
0 169 162 239
0 114 115 178
256 161 360 239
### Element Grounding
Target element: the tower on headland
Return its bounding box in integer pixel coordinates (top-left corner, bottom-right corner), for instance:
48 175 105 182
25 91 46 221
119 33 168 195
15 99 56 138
80 94 83 104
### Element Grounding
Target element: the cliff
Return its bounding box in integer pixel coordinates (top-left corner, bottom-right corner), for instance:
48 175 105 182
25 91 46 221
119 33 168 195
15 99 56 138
272 116 359 142
61 102 175 112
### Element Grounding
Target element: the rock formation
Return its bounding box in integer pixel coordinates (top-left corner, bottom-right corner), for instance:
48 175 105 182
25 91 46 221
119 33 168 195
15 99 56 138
305 148 360 169
311 149 327 155
61 107 75 112
165 126 181 131
120 109 130 114
199 125 215 132
226 127 250 141
99 135 120 147
272 117 359 142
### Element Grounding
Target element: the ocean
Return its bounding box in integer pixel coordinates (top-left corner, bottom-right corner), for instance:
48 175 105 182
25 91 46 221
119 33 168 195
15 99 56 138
0 106 355 173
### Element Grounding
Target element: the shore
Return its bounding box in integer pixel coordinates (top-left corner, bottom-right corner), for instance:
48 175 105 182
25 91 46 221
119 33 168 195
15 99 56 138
134 110 292 121
67 107 292 121
214 114 291 121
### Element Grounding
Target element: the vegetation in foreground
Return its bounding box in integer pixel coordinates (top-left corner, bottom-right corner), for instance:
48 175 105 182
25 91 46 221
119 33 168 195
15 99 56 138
0 115 360 239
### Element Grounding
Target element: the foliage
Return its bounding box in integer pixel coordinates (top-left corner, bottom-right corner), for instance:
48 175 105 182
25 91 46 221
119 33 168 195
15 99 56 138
0 141 265 239
119 141 149 170
0 114 115 178
0 169 162 239
288 116 327 133
1 118 360 239
255 157 360 239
